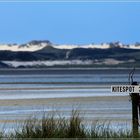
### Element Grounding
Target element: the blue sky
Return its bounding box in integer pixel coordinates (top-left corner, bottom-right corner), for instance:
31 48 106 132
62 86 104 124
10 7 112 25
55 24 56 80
0 1 140 44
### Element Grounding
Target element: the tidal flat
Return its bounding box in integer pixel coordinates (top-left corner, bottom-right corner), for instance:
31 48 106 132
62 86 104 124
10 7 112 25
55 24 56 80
0 68 137 132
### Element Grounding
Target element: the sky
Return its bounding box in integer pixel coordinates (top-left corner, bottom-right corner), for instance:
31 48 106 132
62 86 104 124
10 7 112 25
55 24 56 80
0 1 140 45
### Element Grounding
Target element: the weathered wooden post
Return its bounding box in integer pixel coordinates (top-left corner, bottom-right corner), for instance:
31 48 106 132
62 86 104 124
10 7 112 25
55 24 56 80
131 81 139 137
129 68 139 137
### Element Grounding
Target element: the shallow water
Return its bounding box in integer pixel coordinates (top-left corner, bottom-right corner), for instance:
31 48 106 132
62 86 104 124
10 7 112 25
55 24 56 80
0 68 138 131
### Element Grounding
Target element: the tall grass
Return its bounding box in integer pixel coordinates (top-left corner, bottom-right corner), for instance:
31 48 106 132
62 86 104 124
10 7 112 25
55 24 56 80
11 110 87 138
0 110 135 138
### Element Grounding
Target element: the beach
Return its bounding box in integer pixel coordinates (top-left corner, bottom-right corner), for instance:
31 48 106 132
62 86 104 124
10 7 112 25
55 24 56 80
0 68 135 131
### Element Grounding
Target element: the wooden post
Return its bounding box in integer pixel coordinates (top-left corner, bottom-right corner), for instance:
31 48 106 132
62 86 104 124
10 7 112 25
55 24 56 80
131 82 139 137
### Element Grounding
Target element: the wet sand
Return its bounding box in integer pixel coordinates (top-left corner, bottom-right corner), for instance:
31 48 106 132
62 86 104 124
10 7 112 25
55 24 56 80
0 68 134 130
0 95 131 130
0 95 129 106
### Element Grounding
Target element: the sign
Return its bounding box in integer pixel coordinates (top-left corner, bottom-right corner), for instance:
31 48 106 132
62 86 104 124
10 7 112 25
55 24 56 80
111 85 140 93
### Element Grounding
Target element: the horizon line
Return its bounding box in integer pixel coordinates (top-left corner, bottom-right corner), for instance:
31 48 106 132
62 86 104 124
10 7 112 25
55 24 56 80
0 40 140 45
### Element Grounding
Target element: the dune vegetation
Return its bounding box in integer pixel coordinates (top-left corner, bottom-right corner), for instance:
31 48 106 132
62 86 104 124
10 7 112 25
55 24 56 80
0 110 136 139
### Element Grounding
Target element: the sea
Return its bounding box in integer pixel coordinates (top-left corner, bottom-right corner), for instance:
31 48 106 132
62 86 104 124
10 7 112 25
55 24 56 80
0 68 139 132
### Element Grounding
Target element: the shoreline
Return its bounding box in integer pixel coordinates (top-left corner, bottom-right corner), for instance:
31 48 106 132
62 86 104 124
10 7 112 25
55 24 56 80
0 67 139 70
0 96 129 106
0 68 139 75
